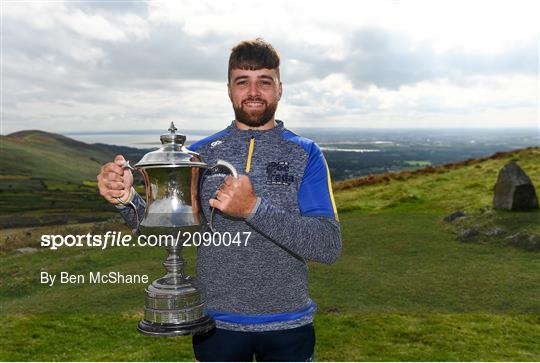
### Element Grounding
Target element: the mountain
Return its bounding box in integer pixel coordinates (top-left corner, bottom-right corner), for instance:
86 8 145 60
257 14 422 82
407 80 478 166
0 130 153 226
1 130 113 182
0 130 147 183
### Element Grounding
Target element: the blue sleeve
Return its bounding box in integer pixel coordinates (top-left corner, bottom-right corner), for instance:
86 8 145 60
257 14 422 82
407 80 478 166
298 143 339 220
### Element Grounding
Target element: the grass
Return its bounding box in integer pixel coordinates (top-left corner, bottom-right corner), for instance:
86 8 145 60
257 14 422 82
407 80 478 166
0 179 116 229
315 313 540 361
0 313 195 361
310 212 539 315
1 313 538 361
1 211 539 361
335 147 540 214
0 132 111 183
0 147 539 361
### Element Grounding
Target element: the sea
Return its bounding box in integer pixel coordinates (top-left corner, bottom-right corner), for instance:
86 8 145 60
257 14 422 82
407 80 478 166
65 128 539 151
65 130 211 149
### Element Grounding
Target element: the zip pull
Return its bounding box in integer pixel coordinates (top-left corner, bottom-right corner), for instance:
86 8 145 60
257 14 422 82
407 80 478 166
245 135 255 173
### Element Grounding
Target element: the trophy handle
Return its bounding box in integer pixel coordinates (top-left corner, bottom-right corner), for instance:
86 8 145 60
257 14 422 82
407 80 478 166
117 160 142 233
208 159 239 232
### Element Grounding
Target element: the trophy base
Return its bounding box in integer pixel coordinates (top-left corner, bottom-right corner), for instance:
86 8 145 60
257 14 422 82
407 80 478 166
137 315 215 337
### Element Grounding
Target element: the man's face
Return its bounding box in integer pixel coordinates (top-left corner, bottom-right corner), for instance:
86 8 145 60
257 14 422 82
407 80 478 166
228 68 282 128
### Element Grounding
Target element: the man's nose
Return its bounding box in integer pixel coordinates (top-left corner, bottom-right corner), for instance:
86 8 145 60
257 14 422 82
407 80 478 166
247 82 260 97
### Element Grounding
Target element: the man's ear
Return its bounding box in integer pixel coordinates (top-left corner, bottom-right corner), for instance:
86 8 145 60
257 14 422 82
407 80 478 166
227 83 232 100
278 81 283 101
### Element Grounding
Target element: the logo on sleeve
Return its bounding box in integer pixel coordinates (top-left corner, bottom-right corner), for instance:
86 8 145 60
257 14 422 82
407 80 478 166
266 161 295 185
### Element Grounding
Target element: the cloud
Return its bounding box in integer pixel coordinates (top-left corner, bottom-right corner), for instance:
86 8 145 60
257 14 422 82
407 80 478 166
64 0 149 16
93 24 231 85
1 1 538 134
341 28 437 89
279 27 538 90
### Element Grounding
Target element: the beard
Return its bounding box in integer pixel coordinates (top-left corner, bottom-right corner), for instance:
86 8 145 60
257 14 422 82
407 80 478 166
233 98 278 128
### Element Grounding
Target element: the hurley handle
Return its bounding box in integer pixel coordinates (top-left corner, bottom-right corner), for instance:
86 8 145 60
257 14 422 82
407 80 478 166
208 159 238 232
212 159 238 178
117 160 141 233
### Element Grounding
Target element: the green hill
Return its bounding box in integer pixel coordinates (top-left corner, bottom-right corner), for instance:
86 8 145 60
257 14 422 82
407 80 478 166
1 130 114 182
0 135 539 361
334 146 540 213
333 146 540 251
0 131 149 229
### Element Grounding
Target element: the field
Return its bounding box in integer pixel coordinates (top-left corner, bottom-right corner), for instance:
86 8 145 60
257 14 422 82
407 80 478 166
1 211 539 361
0 134 539 361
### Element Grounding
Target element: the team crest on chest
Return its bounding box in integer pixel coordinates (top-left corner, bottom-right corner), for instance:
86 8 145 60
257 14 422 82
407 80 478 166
266 161 295 185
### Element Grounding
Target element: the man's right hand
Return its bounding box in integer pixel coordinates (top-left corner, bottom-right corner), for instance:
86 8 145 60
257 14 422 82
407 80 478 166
97 155 133 205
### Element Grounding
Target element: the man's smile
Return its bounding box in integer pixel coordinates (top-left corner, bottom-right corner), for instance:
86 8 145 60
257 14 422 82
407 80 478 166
243 100 266 109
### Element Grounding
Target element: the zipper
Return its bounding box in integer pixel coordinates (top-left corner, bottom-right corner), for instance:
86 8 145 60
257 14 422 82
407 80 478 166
245 135 255 173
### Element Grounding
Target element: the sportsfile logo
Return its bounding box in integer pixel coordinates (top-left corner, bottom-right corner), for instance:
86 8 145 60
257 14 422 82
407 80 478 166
40 231 251 250
266 161 295 185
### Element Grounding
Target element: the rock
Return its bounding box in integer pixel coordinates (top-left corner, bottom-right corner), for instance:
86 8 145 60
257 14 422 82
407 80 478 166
526 235 540 251
444 211 466 222
16 247 38 254
485 227 505 237
504 232 525 246
458 228 479 242
505 232 540 251
493 161 539 210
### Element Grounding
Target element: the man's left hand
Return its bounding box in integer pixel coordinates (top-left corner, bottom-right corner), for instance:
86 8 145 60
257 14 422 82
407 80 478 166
209 175 257 219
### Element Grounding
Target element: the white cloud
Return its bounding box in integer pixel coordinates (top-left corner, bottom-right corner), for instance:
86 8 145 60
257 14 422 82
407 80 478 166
147 0 538 53
1 0 538 134
3 2 149 42
281 74 538 128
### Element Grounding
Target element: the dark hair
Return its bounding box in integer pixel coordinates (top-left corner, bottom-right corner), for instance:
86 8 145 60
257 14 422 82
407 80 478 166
228 38 280 82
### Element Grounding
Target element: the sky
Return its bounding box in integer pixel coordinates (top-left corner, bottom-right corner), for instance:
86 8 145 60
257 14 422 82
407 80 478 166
1 0 539 134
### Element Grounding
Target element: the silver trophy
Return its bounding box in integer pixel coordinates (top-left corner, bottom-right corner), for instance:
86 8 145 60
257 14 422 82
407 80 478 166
124 122 237 337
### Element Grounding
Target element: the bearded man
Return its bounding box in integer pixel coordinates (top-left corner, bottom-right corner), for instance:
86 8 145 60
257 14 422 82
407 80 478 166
97 38 342 362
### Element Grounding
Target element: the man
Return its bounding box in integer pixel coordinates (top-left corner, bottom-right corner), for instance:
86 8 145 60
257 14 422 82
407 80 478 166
97 38 342 361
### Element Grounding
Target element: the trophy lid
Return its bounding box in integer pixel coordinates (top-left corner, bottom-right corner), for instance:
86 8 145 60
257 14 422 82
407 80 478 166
134 122 207 168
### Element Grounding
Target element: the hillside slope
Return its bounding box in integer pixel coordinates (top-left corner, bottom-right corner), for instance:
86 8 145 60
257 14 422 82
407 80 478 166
333 147 540 253
1 130 113 182
0 131 129 226
334 146 540 214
